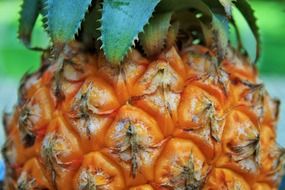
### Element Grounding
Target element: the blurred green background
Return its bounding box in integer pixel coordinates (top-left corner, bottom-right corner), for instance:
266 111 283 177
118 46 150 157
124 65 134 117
0 1 284 143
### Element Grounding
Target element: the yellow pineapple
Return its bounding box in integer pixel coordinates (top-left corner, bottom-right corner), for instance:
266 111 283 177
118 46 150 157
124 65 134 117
2 0 284 189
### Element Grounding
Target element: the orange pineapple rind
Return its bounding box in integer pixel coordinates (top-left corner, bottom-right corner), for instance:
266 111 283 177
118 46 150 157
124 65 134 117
2 44 283 189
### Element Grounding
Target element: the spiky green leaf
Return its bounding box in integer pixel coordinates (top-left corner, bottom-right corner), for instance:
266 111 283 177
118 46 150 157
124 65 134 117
140 12 172 56
43 0 92 43
81 1 101 49
234 0 260 63
18 0 41 47
101 0 160 64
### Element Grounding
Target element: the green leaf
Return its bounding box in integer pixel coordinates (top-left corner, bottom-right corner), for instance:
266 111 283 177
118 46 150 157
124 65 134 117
140 12 172 56
218 0 236 17
230 18 243 50
158 0 229 60
201 14 229 61
18 0 41 47
166 22 180 48
101 0 160 64
81 1 102 49
43 0 92 43
232 6 258 63
234 0 260 63
212 14 230 60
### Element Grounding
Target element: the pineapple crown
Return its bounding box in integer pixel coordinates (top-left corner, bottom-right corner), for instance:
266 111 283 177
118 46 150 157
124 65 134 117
18 0 260 64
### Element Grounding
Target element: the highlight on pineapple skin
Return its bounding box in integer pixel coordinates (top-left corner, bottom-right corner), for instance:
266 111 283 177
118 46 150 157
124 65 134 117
1 42 284 190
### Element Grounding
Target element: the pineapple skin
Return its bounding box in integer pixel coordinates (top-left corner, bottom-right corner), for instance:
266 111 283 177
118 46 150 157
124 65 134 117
2 43 284 190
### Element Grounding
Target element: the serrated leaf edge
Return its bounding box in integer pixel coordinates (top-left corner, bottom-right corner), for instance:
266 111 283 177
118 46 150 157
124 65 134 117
42 0 92 44
100 0 160 64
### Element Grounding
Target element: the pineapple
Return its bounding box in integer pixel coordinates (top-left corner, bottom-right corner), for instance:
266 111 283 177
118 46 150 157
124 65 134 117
2 0 285 189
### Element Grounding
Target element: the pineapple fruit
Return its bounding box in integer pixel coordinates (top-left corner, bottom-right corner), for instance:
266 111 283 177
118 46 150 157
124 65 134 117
2 0 285 189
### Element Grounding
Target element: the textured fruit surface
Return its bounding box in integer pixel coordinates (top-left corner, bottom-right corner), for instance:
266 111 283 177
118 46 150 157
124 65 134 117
2 43 284 189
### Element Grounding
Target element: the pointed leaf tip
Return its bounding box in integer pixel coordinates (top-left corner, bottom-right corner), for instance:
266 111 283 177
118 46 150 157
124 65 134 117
81 2 102 49
101 0 160 64
18 0 41 48
44 0 92 44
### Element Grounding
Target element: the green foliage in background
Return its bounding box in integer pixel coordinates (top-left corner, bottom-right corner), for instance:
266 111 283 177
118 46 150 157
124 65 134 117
0 0 285 80
0 1 49 80
254 0 285 74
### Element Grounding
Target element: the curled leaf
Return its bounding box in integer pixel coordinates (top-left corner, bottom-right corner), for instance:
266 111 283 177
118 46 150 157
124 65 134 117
158 0 212 18
211 14 230 61
166 22 180 48
218 0 236 17
140 12 173 56
234 0 260 63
